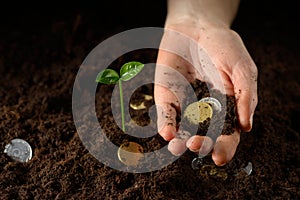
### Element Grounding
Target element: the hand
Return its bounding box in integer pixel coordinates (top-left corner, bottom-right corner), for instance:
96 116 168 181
154 20 258 166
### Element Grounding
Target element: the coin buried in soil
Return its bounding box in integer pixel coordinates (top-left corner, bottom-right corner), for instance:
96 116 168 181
184 102 213 124
130 101 147 110
117 142 144 166
4 138 32 163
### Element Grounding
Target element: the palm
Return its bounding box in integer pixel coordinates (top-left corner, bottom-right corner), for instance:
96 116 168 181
154 23 257 166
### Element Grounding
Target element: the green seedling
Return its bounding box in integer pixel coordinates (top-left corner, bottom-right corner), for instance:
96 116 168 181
96 61 145 132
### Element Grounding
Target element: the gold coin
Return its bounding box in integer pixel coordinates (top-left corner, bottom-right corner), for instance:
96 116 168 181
198 102 213 122
143 94 153 101
117 142 144 166
130 102 146 110
184 102 213 124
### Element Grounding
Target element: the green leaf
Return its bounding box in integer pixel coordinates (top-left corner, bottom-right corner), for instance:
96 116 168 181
96 69 119 84
120 61 144 81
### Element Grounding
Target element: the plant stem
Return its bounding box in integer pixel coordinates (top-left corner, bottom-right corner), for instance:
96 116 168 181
118 80 125 132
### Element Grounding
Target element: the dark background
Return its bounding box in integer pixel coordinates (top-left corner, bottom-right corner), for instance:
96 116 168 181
0 0 299 79
0 0 299 45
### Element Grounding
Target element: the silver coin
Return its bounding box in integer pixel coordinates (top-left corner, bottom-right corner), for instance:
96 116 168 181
242 162 253 176
4 138 32 163
191 157 203 170
199 97 222 112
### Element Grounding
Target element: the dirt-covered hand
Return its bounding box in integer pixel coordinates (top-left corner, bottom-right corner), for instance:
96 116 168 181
154 21 258 166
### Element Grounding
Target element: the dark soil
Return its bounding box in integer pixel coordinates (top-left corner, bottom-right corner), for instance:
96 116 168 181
0 1 299 199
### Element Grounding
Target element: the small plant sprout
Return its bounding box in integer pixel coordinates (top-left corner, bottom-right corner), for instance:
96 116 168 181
96 61 145 132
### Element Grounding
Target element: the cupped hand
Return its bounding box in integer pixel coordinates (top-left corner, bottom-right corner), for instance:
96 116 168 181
154 21 258 166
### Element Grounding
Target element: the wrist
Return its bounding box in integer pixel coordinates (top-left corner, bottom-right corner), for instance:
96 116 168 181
165 14 230 30
165 0 239 29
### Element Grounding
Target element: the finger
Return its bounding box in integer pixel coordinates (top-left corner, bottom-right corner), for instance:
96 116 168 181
212 130 240 166
168 130 191 156
155 50 194 141
168 137 187 156
155 81 180 141
186 135 214 155
232 59 258 132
